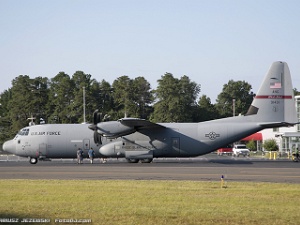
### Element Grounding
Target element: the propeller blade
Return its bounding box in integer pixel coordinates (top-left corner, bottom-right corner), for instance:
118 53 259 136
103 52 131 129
93 130 102 145
91 109 104 145
93 110 99 125
97 112 102 123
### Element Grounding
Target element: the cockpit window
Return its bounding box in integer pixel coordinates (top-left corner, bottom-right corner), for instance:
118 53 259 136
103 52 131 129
17 128 30 136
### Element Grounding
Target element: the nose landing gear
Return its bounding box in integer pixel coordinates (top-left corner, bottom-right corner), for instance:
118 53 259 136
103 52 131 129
29 157 38 164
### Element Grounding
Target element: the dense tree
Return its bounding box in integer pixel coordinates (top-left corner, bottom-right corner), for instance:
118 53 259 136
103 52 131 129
111 76 153 119
151 73 178 122
196 95 218 122
70 71 94 123
90 79 115 120
112 76 133 118
215 80 254 118
131 77 153 119
151 73 200 122
178 76 201 121
7 75 49 132
31 77 49 123
8 75 31 131
47 72 75 123
0 89 13 144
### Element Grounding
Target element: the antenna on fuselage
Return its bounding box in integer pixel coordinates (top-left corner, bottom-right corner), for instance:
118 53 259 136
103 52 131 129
28 115 36 126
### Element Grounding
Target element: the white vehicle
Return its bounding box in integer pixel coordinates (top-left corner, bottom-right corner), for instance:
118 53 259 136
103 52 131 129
232 144 250 157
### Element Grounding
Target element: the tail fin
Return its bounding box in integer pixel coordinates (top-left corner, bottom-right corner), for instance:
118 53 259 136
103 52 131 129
246 61 298 127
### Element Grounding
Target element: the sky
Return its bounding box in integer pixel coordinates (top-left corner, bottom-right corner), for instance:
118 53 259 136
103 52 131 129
1 0 300 103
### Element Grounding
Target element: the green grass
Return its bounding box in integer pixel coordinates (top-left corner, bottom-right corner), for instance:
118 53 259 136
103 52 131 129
0 180 299 225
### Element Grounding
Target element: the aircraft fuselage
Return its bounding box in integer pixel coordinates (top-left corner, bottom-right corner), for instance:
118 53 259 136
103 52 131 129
3 116 262 163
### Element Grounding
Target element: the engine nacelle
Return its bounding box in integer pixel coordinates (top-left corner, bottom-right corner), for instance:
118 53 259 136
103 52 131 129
99 141 155 160
99 141 125 157
97 121 135 139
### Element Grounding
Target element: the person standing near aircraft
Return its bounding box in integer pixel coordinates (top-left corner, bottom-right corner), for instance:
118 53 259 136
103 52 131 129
77 148 84 164
88 147 95 164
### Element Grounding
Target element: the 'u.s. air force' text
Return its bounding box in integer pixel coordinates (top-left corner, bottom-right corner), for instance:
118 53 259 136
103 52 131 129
31 131 61 136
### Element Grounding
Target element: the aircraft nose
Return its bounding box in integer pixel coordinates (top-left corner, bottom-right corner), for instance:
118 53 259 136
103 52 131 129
2 140 16 154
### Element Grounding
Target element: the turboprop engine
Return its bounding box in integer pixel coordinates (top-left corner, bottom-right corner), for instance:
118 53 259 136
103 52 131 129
88 110 137 145
96 121 136 138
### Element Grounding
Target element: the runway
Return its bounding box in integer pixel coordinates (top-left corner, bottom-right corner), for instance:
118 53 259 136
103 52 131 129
1 156 300 183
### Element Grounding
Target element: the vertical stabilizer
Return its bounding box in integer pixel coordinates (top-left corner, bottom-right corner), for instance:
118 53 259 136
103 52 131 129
246 61 298 126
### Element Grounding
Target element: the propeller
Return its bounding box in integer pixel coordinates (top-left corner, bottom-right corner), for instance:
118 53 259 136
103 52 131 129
88 110 103 145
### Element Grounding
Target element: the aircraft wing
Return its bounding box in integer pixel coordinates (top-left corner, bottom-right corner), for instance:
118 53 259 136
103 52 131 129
94 118 166 140
118 118 166 130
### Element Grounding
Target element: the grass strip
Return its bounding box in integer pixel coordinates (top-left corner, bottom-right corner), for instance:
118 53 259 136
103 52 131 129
0 180 299 225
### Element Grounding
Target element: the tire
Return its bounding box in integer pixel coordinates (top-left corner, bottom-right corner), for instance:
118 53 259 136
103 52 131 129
140 158 153 163
126 158 139 163
29 157 38 164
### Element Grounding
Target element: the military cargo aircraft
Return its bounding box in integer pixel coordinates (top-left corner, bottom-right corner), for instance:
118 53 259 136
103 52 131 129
2 61 298 164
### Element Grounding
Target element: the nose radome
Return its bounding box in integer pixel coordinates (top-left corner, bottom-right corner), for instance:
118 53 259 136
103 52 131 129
2 140 16 154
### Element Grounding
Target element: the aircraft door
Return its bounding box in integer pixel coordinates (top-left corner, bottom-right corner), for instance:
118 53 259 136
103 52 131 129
172 137 180 155
39 143 47 157
83 139 90 150
82 139 91 157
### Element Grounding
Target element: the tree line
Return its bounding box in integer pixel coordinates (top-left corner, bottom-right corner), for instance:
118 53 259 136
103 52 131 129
1 70 299 144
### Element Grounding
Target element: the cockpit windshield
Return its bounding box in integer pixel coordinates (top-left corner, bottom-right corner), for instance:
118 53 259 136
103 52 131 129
17 128 30 136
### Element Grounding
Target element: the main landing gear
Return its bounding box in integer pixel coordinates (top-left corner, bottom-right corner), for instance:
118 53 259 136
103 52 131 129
126 158 153 163
29 157 38 164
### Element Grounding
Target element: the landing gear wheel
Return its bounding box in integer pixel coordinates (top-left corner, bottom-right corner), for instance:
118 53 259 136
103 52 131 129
140 158 153 163
126 159 139 163
29 157 38 164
